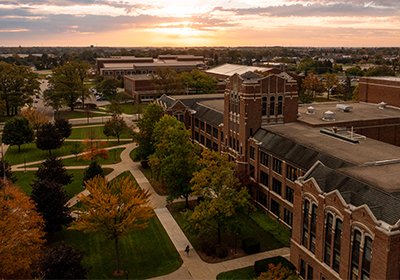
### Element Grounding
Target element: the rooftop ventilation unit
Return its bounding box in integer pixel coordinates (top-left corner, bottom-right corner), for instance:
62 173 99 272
378 101 387 109
336 104 353 112
322 110 335 121
306 106 315 115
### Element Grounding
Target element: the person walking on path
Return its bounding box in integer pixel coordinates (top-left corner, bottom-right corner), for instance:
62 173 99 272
185 245 190 256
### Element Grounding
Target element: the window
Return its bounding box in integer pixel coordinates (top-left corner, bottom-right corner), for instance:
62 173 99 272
250 146 255 159
257 189 267 207
212 142 218 151
213 127 218 138
260 151 269 166
270 96 275 115
362 237 372 280
333 220 342 272
300 259 306 278
285 187 294 203
271 199 280 217
350 230 372 280
206 124 211 135
324 214 333 265
260 171 268 186
200 135 205 144
302 199 317 253
278 96 283 115
195 118 199 128
272 178 282 196
200 121 205 130
194 132 199 141
272 158 282 174
249 164 255 179
262 96 267 116
284 208 293 226
286 165 299 181
351 230 362 280
307 265 314 280
206 138 212 148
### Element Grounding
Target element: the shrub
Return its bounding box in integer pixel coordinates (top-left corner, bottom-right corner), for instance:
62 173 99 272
242 237 260 255
140 160 149 169
254 256 296 276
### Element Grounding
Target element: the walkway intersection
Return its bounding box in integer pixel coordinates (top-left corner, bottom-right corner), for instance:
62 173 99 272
13 140 290 279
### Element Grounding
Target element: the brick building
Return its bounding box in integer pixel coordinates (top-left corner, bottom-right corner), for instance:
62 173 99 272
96 55 205 78
124 74 157 103
359 77 400 107
156 73 400 280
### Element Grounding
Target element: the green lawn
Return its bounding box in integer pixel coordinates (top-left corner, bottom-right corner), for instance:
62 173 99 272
56 110 110 120
249 208 291 247
56 216 182 279
69 125 132 140
103 103 147 115
169 203 284 259
62 148 124 166
216 266 255 280
5 142 81 165
114 171 137 183
14 169 85 199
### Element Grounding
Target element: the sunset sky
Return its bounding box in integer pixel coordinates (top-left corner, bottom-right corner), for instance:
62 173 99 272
1 0 399 47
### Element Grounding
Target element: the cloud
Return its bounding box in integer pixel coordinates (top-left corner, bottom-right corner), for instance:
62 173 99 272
0 28 29 32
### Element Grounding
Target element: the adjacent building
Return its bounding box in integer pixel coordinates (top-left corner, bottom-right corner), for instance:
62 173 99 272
359 76 400 107
156 70 400 279
96 55 205 78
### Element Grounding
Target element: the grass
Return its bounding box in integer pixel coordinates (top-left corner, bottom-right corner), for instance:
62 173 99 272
62 148 124 166
169 202 284 262
5 142 82 165
249 208 291 247
139 166 169 195
129 148 140 162
103 103 147 115
114 171 136 183
57 110 110 120
14 169 85 199
56 216 182 279
216 266 255 280
69 125 132 140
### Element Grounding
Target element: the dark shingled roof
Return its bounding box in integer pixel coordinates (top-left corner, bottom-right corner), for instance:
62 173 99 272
253 128 351 171
158 94 176 108
305 162 400 225
192 103 223 127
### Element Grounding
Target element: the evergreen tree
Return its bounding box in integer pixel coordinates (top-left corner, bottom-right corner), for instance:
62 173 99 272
36 123 63 155
83 160 104 184
2 117 34 152
35 157 72 186
55 118 72 139
0 159 16 183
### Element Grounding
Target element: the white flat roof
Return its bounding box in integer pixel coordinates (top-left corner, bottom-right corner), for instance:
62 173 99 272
206 63 273 77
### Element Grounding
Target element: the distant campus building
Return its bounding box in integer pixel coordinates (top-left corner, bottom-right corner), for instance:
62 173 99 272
156 67 400 280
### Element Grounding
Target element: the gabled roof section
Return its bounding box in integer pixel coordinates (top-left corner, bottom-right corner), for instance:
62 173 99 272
192 103 223 127
304 162 400 225
240 71 263 81
253 128 351 171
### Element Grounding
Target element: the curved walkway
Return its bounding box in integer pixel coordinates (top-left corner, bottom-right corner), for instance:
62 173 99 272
13 141 290 279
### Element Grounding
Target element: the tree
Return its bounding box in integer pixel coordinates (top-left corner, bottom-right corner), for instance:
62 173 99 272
35 157 72 186
0 183 45 278
36 123 64 155
83 160 104 184
55 118 72 139
151 68 183 95
0 62 39 116
149 115 198 207
188 150 251 245
72 176 154 275
323 73 339 100
80 139 108 161
31 179 72 234
35 243 87 279
2 117 34 152
96 78 120 100
103 115 128 144
302 73 324 100
365 65 395 76
132 103 164 161
0 159 16 183
47 61 90 111
181 69 217 94
20 107 50 134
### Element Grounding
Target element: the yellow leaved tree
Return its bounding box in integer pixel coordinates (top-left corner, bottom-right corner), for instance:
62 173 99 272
71 176 154 276
0 182 45 278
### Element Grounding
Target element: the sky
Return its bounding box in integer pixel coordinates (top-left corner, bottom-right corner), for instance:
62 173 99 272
0 0 399 47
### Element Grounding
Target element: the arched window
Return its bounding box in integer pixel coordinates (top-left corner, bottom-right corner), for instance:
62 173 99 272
324 213 343 273
302 199 317 253
361 236 372 280
350 230 362 280
278 96 283 115
269 96 275 116
262 96 267 116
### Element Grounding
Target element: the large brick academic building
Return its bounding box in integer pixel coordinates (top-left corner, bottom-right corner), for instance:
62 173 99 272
156 68 400 280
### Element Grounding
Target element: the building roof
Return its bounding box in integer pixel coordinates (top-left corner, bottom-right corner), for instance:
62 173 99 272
206 64 273 78
263 122 400 192
360 76 400 82
305 162 400 225
124 74 152 81
298 102 400 126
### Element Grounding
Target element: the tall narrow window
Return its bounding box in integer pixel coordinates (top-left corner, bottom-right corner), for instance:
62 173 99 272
350 230 362 280
333 220 342 272
302 200 310 247
278 96 283 115
262 96 267 116
361 237 372 280
269 96 275 116
324 214 333 265
310 204 317 253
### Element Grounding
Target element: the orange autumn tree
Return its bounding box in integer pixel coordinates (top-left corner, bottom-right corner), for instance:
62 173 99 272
80 139 108 161
71 176 154 276
20 107 50 133
0 182 45 278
